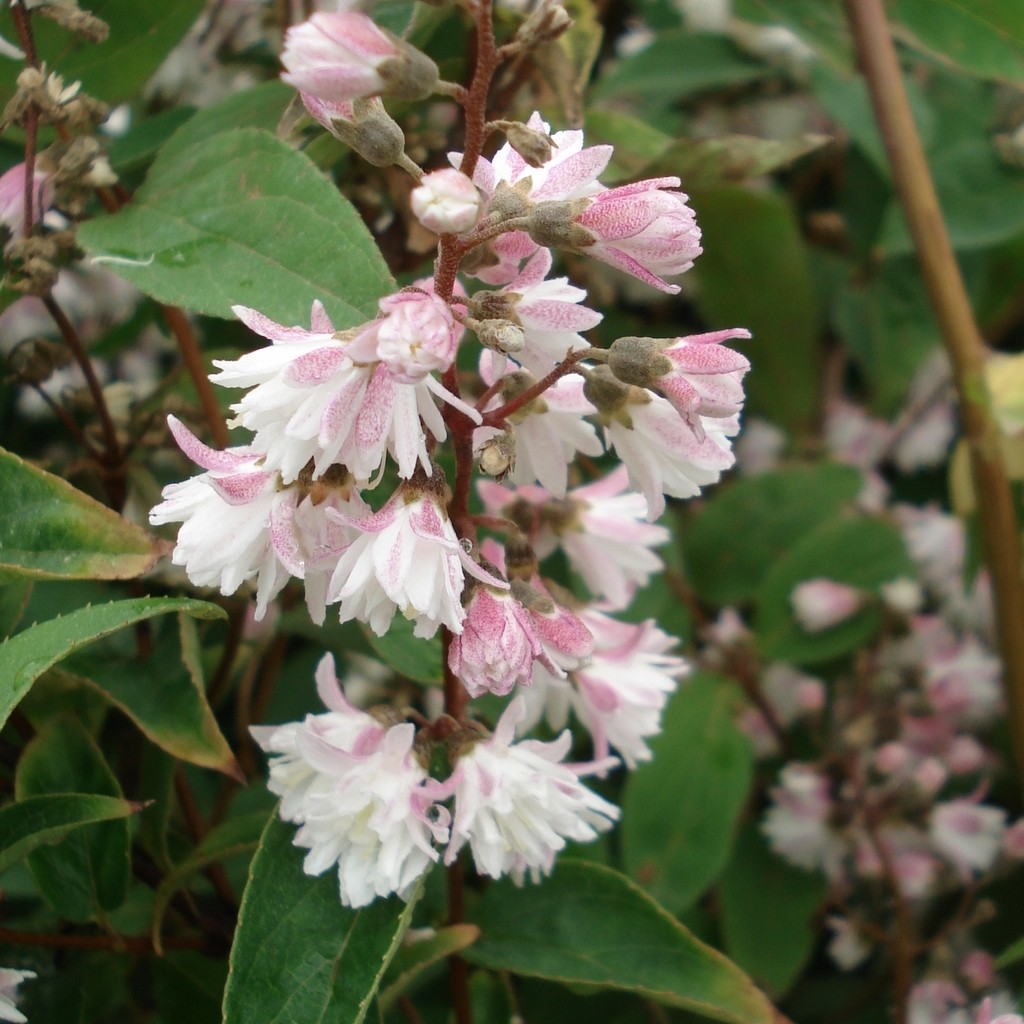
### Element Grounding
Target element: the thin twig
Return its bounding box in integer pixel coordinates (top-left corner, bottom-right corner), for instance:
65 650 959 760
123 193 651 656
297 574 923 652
844 0 1024 794
174 766 237 910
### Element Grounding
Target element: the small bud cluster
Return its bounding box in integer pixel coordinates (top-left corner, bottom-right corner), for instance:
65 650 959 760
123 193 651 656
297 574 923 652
150 4 750 905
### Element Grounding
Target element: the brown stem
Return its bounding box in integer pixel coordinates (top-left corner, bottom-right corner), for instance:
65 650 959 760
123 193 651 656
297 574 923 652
844 0 1024 794
174 766 237 910
0 927 206 954
41 295 123 487
398 995 427 1024
446 856 474 1024
161 304 230 449
481 349 590 428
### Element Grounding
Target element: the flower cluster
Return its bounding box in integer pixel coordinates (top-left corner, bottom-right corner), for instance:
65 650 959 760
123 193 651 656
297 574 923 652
150 5 749 905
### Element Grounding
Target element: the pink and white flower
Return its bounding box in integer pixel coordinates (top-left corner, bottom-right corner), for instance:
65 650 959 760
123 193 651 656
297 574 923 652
572 610 688 768
448 582 559 697
252 654 450 907
474 247 602 377
762 763 844 877
439 696 619 882
212 300 476 485
149 416 293 618
326 485 504 637
0 162 51 241
281 12 437 103
0 968 35 1024
790 578 863 633
930 799 1007 875
374 287 459 383
410 168 481 235
920 622 1002 725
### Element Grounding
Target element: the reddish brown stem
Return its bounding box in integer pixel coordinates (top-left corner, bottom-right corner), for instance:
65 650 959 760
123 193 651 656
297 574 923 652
161 304 231 449
481 348 590 428
174 767 237 910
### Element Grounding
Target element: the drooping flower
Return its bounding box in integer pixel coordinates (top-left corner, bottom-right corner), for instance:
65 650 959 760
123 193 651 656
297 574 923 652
572 610 688 768
586 366 735 520
252 654 450 907
149 416 293 617
521 173 702 294
300 94 406 167
326 482 505 638
410 168 481 234
439 696 619 882
281 12 438 104
448 582 559 697
0 968 35 1024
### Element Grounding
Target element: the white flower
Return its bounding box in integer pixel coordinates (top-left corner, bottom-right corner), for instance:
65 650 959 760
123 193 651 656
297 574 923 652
326 485 505 637
790 578 863 633
441 697 619 882
826 916 871 972
0 968 35 1024
252 654 450 907
762 763 844 877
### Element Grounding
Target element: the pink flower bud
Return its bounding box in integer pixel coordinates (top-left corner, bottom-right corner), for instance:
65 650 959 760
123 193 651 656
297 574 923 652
930 799 1007 874
960 950 996 991
913 757 947 797
874 741 910 775
410 168 481 234
0 162 51 239
1003 818 1024 859
374 288 458 383
790 578 863 633
301 94 406 167
281 12 438 104
947 735 987 775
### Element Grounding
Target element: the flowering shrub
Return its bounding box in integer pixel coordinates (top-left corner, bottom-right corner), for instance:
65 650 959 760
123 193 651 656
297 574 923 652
1 1 1024 1024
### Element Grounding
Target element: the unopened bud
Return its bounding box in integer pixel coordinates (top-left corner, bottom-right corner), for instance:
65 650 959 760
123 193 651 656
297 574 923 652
583 365 635 418
410 168 481 234
302 95 407 167
478 432 516 479
495 120 555 169
607 336 672 388
377 46 440 102
526 198 594 250
476 318 525 355
516 0 573 47
489 180 534 223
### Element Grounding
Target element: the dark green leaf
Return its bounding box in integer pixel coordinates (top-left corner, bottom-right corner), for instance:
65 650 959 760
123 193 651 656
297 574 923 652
59 612 239 776
152 810 269 953
223 814 420 1024
153 951 228 1024
362 617 443 686
732 0 851 69
690 186 819 435
996 934 1024 969
684 464 863 606
0 447 157 581
0 596 225 731
0 793 138 875
78 128 394 326
893 0 1024 84
719 824 828 998
755 516 915 664
622 674 753 913
464 860 775 1024
15 717 131 921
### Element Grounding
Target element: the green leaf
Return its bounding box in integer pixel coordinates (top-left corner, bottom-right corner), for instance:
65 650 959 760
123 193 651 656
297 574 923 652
622 674 753 914
15 717 131 921
0 447 157 581
755 516 915 664
594 31 772 104
684 464 863 606
583 109 675 184
58 613 239 777
0 793 139 876
152 810 269 953
378 924 481 1010
718 824 828 998
893 0 1024 84
0 580 32 638
78 128 394 327
690 186 819 435
153 951 228 1024
0 596 225 731
0 0 204 106
464 860 775 1024
362 617 443 686
223 814 421 1024
996 934 1024 969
